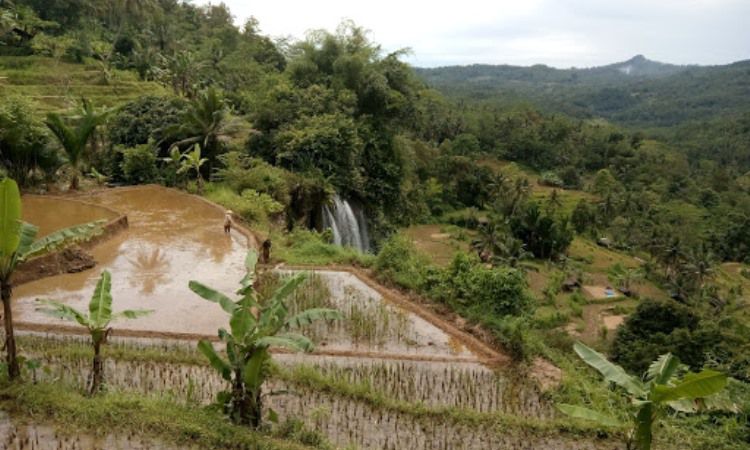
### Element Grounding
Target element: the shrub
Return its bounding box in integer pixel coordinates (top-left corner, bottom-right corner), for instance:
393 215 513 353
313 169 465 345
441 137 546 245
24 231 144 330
486 315 534 362
204 184 283 225
611 298 722 374
120 144 159 184
373 234 428 291
558 166 582 189
273 229 371 266
108 96 187 153
539 171 564 187
215 152 291 205
509 202 573 259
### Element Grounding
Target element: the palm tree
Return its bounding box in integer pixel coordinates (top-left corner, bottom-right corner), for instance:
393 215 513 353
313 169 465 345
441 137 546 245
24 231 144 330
37 270 152 394
189 250 342 426
559 342 730 450
168 87 231 173
45 99 107 190
0 178 103 379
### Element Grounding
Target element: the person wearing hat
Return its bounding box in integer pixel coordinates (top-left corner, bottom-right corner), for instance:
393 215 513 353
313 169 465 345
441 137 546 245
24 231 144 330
224 210 234 234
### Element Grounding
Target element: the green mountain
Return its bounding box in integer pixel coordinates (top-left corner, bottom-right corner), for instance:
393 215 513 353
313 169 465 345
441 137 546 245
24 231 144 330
416 55 750 129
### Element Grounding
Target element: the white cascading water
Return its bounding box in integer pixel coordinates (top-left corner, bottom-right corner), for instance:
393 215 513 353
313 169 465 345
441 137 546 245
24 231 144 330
322 194 371 252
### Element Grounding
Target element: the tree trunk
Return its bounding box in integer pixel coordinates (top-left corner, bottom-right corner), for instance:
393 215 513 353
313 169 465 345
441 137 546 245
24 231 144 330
69 172 79 191
1 280 20 380
231 371 262 427
89 339 103 395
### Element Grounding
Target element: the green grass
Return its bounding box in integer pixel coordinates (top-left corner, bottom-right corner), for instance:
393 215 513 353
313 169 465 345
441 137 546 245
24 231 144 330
271 228 374 266
0 381 325 450
0 56 166 114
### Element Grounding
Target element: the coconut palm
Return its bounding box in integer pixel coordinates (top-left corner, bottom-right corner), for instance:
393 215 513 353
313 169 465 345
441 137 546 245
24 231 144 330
558 342 730 450
189 250 342 426
37 270 152 394
167 87 232 172
45 99 107 190
0 178 104 379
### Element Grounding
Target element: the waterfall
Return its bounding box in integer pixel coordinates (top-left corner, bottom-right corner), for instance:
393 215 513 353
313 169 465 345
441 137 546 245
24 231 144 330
321 195 371 252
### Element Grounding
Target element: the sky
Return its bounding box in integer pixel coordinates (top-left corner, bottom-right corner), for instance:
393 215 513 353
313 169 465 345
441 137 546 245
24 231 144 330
194 0 750 68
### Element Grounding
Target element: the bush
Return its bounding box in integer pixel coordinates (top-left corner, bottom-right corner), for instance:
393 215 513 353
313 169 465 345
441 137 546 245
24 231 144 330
539 171 564 187
558 166 582 189
215 152 291 205
120 144 159 184
204 184 283 225
273 229 371 266
373 234 428 290
489 316 534 361
509 202 573 259
611 298 721 373
109 96 187 153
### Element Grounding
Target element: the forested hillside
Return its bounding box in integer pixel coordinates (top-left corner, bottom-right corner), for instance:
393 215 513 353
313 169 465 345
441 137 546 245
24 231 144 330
1 1 749 449
418 56 750 171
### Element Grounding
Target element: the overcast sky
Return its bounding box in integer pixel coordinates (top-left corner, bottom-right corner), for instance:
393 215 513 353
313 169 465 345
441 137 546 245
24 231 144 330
195 0 750 68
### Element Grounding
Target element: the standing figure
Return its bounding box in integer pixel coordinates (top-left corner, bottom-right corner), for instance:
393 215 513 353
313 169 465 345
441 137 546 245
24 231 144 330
261 239 272 263
224 210 233 234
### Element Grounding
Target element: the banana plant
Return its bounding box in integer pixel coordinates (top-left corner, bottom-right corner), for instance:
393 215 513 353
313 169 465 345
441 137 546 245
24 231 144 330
558 342 730 450
37 270 152 395
189 250 342 427
176 143 208 193
0 177 104 380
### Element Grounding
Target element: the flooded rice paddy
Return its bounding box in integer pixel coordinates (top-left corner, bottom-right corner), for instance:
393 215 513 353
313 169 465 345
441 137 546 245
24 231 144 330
20 195 119 238
15 186 249 336
8 186 604 449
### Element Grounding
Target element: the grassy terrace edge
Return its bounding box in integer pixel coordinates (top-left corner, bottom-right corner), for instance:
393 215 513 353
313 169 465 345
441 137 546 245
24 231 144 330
16 335 623 440
0 382 318 450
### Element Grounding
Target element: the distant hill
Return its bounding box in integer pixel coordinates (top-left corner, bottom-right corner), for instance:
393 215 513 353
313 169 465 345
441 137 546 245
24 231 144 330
416 55 750 129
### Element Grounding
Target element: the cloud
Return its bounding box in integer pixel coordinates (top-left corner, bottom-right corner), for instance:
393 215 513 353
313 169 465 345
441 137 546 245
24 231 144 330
196 0 750 67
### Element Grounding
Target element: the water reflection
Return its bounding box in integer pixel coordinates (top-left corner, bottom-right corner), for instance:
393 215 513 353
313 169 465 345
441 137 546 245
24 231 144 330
127 247 169 294
14 186 248 335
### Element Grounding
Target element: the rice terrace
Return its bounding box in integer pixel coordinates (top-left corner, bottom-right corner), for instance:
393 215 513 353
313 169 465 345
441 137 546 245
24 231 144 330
1 1 749 450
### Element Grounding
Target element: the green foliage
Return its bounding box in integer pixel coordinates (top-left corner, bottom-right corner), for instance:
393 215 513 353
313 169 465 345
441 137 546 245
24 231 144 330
509 202 573 259
0 382 328 450
0 97 59 186
539 171 564 188
36 270 152 394
0 177 104 379
204 183 283 226
373 234 428 290
120 143 159 184
559 342 730 450
273 229 372 266
215 152 291 205
45 98 107 189
190 249 342 426
108 96 187 151
611 299 724 375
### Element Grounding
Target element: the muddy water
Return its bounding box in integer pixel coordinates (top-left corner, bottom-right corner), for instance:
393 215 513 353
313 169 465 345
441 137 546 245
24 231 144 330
14 186 249 335
0 412 190 450
21 196 118 238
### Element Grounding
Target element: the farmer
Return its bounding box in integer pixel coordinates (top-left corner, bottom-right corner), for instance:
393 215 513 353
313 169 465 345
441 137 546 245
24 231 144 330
224 210 233 234
261 238 272 263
